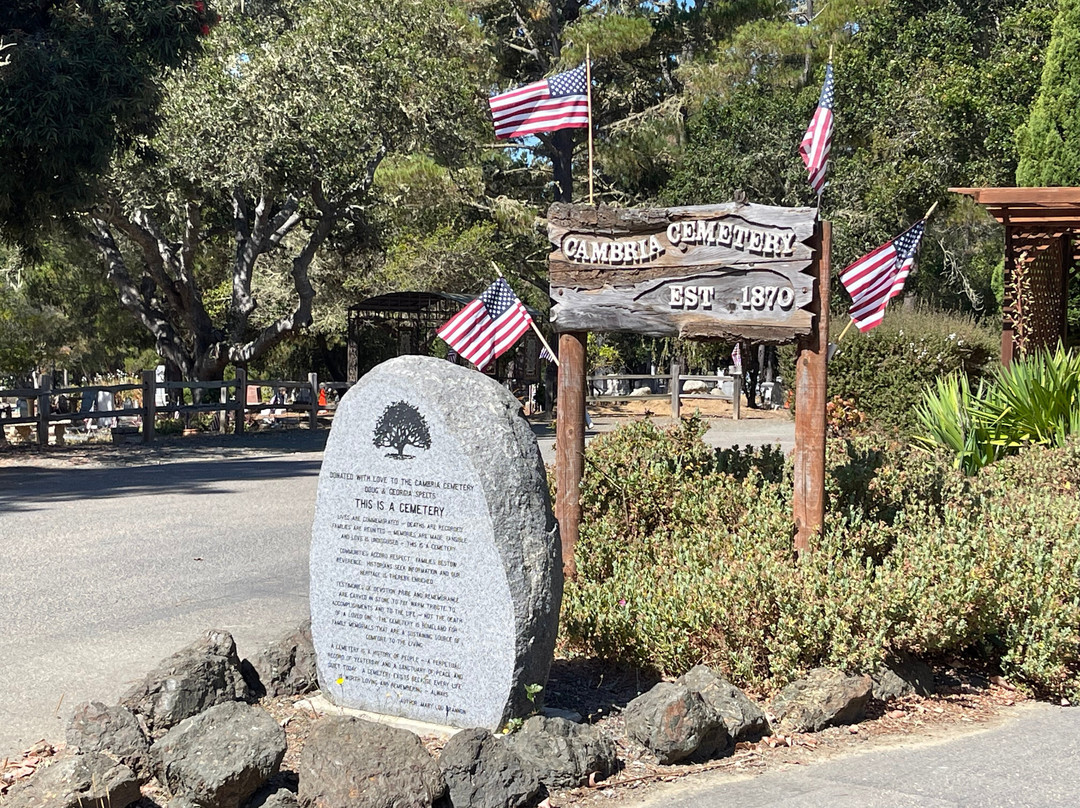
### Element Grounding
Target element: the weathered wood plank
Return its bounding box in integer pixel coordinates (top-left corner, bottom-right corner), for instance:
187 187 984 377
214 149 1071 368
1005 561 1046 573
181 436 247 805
549 259 815 290
793 220 830 554
556 332 587 580
547 202 819 343
547 201 818 237
548 204 817 272
550 267 815 340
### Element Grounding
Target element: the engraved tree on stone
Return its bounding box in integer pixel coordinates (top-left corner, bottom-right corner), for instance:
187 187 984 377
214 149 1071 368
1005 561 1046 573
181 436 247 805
372 401 431 459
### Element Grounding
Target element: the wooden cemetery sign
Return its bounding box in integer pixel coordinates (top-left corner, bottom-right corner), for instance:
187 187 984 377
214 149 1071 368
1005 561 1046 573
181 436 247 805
548 202 829 573
547 202 818 342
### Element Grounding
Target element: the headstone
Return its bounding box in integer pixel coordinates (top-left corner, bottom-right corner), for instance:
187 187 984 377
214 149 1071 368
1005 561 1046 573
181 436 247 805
310 356 561 730
155 365 167 407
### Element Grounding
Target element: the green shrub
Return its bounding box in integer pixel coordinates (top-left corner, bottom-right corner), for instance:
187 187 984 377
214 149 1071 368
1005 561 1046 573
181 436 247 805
915 346 1080 472
155 417 184 436
780 308 998 434
560 418 1080 699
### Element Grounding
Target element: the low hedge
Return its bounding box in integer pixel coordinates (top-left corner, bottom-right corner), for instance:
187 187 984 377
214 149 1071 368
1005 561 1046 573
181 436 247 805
559 416 1080 698
780 308 999 435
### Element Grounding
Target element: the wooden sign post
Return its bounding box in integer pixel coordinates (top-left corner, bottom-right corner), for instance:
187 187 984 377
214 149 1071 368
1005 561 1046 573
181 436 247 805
793 220 830 554
554 332 587 580
549 202 827 576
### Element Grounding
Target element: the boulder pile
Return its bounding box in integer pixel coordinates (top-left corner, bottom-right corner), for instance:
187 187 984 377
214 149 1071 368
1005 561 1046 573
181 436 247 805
4 624 935 808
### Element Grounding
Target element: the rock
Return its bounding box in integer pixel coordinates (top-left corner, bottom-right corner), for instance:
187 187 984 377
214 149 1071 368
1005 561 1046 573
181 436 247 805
540 707 583 723
66 701 151 779
310 356 561 730
677 665 769 743
166 797 204 808
151 701 286 808
871 655 935 701
246 621 317 699
770 668 873 733
245 785 299 808
682 380 710 393
3 753 141 808
623 682 729 764
504 716 617 789
438 728 540 808
122 629 252 733
297 716 444 808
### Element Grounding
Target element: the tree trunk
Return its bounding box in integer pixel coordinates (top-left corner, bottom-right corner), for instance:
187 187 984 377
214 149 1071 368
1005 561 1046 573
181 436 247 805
551 129 575 203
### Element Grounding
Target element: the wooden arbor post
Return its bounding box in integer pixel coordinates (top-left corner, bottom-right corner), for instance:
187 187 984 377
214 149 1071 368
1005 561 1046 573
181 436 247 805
792 220 830 554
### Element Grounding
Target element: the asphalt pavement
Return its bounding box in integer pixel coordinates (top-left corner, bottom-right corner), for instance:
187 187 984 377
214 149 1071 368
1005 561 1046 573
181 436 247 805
0 439 320 757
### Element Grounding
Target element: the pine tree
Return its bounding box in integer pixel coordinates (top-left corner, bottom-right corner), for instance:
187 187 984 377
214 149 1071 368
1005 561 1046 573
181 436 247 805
1016 0 1080 185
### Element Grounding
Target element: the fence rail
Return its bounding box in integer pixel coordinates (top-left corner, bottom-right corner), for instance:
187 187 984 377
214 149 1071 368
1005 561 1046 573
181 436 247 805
0 370 339 447
587 360 749 420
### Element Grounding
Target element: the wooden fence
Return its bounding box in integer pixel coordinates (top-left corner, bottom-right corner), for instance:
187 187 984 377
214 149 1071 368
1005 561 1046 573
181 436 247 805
587 361 751 420
0 371 351 447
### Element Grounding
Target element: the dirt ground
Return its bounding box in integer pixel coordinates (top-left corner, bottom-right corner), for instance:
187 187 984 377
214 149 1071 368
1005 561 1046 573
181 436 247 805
589 397 791 422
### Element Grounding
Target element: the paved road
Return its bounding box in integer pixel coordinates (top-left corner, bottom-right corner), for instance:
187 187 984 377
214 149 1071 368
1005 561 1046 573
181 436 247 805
623 702 1080 807
0 443 319 758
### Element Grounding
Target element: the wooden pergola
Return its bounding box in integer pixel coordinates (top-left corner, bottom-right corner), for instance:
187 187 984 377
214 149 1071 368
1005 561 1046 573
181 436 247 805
951 187 1080 363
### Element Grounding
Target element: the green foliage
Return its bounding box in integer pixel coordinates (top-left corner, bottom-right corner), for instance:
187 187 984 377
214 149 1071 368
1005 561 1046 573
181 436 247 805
661 83 815 209
912 373 1005 473
916 346 1080 472
1016 0 1080 185
664 0 1054 314
561 418 1080 698
0 282 70 381
155 417 186 436
159 0 485 203
0 0 215 246
780 308 999 434
827 0 1055 278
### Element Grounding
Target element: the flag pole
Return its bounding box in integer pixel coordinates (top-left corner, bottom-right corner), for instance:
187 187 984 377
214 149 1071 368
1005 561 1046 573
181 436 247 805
836 317 856 343
586 45 595 206
923 200 939 221
491 262 560 366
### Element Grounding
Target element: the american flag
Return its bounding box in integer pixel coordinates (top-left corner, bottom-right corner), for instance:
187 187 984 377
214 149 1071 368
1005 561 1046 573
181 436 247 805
437 278 533 371
800 62 835 196
489 66 589 139
840 220 926 332
540 344 556 362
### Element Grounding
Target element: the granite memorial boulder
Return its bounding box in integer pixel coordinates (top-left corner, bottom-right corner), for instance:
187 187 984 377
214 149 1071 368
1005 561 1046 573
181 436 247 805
310 356 561 730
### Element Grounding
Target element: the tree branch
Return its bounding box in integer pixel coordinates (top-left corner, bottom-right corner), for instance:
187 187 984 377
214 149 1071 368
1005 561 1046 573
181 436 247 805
87 220 191 375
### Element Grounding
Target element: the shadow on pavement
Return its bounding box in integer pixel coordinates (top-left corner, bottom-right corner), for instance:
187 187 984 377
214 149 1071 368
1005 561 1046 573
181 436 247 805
0 454 324 511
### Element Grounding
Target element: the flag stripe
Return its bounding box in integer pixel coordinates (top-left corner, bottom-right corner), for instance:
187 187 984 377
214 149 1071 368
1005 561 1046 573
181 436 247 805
438 278 534 371
800 63 835 196
840 220 926 332
493 106 589 137
489 66 590 140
